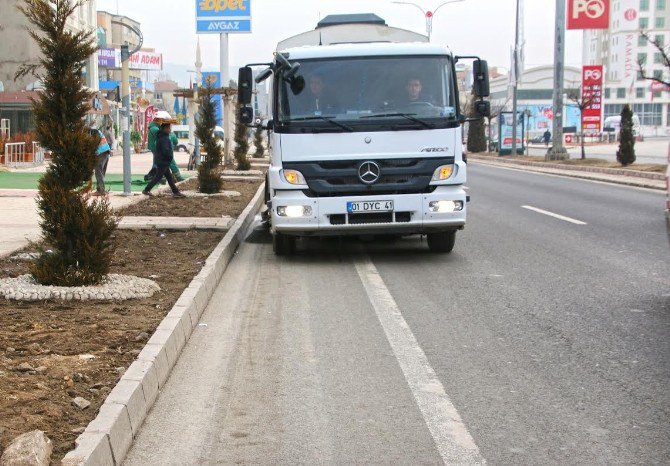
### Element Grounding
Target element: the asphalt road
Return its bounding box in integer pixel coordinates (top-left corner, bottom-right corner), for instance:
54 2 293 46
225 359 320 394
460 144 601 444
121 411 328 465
125 163 669 465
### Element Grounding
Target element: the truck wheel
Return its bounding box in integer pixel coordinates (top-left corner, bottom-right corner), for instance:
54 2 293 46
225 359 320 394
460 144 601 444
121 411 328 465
427 231 456 253
273 232 296 256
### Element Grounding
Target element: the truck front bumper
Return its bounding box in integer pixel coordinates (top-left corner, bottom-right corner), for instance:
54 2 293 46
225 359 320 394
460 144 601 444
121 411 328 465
271 185 467 236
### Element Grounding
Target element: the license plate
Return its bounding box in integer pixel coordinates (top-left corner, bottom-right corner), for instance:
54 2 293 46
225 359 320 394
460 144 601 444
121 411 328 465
347 200 394 213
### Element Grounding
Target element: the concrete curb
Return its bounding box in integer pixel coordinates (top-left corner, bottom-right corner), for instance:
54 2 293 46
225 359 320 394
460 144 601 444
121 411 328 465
470 157 666 191
61 182 266 466
469 154 665 180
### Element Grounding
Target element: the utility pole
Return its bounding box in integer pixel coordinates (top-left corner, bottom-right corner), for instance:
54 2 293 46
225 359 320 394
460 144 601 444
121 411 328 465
220 33 232 166
193 39 202 167
511 0 520 157
113 20 143 195
120 44 131 196
547 0 569 160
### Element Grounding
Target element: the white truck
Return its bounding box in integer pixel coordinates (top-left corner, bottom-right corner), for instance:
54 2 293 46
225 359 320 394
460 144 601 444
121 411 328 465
237 15 490 255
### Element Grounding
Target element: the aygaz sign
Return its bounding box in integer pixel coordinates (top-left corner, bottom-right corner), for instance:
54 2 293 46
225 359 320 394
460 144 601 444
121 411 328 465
196 0 251 33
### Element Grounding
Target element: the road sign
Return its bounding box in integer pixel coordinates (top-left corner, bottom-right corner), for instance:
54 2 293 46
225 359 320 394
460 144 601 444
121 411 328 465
567 0 609 30
581 65 603 134
196 0 251 34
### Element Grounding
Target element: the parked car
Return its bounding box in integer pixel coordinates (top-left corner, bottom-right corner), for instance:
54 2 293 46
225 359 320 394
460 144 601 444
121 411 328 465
172 125 225 153
172 125 190 152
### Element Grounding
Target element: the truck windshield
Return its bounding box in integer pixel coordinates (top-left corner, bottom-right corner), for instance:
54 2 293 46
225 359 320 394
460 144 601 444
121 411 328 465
277 55 457 129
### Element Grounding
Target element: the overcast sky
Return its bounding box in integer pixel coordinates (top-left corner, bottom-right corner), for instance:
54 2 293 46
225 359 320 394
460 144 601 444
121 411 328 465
97 0 583 83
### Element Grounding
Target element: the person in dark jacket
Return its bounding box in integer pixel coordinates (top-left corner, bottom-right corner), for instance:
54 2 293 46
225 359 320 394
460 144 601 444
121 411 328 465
543 129 551 146
142 123 186 197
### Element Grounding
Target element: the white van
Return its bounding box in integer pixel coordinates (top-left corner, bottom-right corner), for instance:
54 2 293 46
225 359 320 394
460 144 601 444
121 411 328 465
171 125 190 152
603 114 641 136
171 125 225 153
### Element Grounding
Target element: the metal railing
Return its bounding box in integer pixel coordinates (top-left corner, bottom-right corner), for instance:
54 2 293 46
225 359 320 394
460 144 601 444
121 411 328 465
2 141 46 167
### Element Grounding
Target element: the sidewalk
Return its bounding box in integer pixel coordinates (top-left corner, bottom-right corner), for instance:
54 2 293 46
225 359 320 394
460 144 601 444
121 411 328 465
0 150 193 258
469 154 666 190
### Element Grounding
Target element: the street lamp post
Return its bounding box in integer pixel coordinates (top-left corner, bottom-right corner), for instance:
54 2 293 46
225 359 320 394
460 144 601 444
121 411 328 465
392 1 465 40
111 20 143 196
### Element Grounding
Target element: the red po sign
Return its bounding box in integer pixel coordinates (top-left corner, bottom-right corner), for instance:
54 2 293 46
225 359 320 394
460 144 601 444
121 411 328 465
567 0 610 30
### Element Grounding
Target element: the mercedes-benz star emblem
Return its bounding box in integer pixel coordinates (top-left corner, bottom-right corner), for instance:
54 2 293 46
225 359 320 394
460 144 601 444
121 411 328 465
358 161 381 185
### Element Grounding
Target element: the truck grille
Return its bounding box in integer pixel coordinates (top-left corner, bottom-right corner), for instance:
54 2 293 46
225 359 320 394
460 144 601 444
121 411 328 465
329 211 412 225
283 157 453 197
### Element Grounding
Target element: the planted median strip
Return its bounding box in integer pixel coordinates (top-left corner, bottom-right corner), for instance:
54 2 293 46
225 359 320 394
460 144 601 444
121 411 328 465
0 179 264 464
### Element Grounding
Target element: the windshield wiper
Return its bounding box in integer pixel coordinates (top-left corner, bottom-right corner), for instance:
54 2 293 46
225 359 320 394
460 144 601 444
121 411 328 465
361 113 435 129
289 115 354 132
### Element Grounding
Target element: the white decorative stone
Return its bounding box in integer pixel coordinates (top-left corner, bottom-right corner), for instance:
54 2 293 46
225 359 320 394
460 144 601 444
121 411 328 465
0 274 160 302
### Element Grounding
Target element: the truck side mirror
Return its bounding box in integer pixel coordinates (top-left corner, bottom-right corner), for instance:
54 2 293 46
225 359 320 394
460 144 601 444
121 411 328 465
238 67 253 105
255 68 272 83
475 100 491 118
473 59 490 98
239 106 253 125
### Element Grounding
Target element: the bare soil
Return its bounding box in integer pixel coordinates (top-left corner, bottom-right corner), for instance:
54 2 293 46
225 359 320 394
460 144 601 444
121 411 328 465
472 152 666 173
119 179 262 218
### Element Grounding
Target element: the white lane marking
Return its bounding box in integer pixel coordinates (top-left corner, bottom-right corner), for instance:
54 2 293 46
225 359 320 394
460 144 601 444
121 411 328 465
354 257 485 465
521 205 587 225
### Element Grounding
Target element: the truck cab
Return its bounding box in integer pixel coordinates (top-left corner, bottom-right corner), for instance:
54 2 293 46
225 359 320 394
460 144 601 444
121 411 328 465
239 37 489 255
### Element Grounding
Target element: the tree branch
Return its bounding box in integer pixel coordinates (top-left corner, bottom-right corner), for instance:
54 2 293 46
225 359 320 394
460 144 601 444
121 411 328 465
638 30 670 87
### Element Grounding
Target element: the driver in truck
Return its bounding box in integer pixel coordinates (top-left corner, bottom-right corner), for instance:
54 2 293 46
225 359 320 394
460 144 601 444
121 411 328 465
405 76 435 104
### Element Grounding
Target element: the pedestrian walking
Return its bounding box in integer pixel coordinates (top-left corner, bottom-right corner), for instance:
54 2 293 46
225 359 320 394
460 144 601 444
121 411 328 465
90 127 111 196
144 111 185 183
142 122 186 197
543 129 551 147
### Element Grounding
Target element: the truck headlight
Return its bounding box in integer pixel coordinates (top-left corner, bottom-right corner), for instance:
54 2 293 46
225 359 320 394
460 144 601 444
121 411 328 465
277 205 312 217
428 200 463 213
431 164 456 181
281 169 307 186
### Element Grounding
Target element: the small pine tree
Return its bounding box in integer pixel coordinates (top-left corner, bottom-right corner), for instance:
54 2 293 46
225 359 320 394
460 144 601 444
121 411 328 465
18 0 117 286
253 125 265 157
466 97 487 153
616 104 636 166
233 105 251 170
195 84 223 193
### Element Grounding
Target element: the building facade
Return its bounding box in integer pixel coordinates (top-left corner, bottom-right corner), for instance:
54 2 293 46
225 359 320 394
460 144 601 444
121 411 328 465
97 10 143 95
0 0 99 134
489 65 582 140
583 0 669 135
0 0 99 92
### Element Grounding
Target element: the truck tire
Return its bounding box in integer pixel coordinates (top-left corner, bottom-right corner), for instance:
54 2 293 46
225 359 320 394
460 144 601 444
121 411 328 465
427 231 456 253
273 232 296 256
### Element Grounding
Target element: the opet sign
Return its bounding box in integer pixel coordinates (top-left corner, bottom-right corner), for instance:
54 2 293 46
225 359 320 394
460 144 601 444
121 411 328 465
567 0 610 29
196 0 251 33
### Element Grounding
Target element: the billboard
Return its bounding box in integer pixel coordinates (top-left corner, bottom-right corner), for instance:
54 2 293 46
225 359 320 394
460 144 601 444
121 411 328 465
202 72 223 126
97 48 120 68
96 49 162 70
196 0 251 33
581 65 603 134
127 51 163 71
517 105 581 134
567 0 610 30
